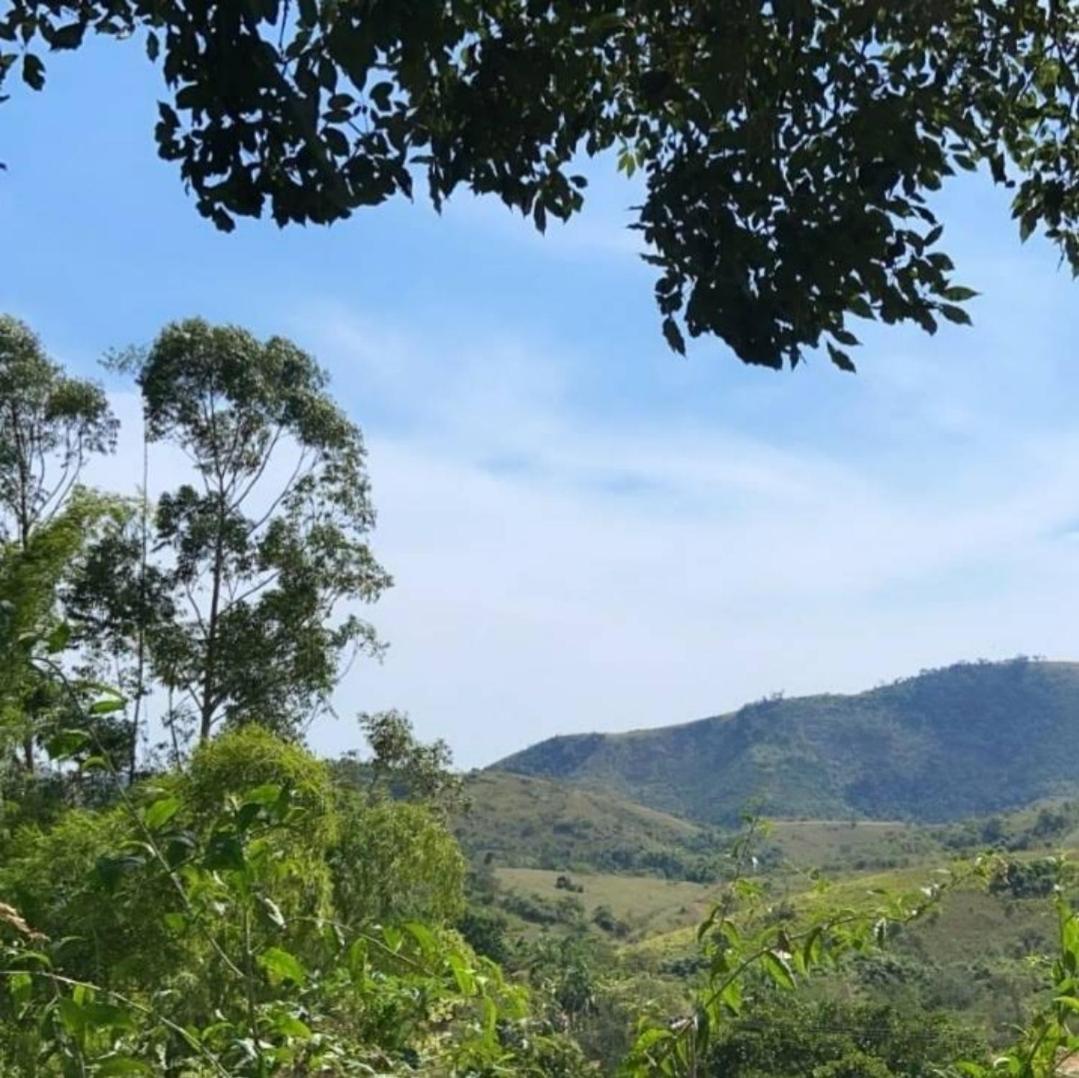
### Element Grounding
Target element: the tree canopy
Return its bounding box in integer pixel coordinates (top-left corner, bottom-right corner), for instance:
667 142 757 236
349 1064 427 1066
3 2 1079 369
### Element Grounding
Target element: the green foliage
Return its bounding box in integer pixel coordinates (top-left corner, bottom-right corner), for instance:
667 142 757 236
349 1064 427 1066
0 491 131 772
0 315 117 547
988 858 1060 900
6 8 1079 365
0 731 590 1075
353 708 464 811
621 817 969 1076
331 797 466 928
704 997 982 1078
0 315 118 771
497 659 1079 825
71 319 392 745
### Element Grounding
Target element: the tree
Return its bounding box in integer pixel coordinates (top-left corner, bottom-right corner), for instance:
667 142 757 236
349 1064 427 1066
0 315 117 769
0 490 130 774
3 4 1079 369
357 708 464 811
0 315 117 548
121 318 391 743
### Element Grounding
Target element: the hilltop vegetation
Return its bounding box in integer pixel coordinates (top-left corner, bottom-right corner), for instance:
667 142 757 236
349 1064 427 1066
496 658 1079 825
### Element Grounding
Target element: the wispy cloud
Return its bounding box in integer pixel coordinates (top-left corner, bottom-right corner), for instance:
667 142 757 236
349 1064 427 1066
269 300 1079 767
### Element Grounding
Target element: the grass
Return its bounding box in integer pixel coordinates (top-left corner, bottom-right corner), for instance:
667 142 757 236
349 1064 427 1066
494 866 720 940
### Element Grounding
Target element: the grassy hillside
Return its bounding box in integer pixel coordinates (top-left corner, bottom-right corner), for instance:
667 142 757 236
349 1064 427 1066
454 770 719 876
495 866 719 940
494 658 1079 824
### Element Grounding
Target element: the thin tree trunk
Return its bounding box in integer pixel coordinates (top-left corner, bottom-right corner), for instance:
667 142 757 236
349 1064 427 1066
199 499 226 741
129 432 150 781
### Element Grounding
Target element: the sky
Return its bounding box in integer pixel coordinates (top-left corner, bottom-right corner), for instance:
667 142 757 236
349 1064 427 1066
4 40 1079 768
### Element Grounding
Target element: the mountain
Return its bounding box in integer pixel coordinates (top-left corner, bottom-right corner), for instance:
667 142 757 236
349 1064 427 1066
492 658 1079 824
453 770 718 876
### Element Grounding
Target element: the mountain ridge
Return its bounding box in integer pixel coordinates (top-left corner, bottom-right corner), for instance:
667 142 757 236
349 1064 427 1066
491 658 1079 824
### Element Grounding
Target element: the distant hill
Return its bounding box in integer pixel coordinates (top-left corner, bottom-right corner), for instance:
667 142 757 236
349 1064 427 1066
492 659 1079 824
453 770 718 876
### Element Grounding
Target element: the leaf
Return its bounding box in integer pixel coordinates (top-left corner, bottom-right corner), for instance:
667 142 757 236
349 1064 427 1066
49 23 84 50
95 855 144 892
939 303 972 326
718 978 742 1015
58 997 84 1035
13 950 51 969
404 920 437 958
943 285 979 302
143 796 181 830
90 697 125 715
271 1013 312 1039
258 947 306 986
8 971 31 1006
45 728 89 760
22 54 44 91
163 912 186 933
244 783 282 805
662 316 686 355
82 1001 136 1031
827 343 856 372
761 949 795 990
96 1058 153 1075
45 621 71 653
447 953 476 995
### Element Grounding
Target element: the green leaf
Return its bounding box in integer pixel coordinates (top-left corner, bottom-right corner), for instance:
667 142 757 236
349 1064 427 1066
258 947 306 986
163 912 186 933
45 729 89 760
761 949 795 990
96 1058 153 1075
90 697 125 715
271 1013 312 1040
243 783 282 805
143 796 181 830
44 621 71 653
58 997 84 1035
82 1001 136 1031
404 920 437 958
8 971 31 1006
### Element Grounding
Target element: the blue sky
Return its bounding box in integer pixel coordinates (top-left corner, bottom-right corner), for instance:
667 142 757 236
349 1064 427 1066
4 40 1079 768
